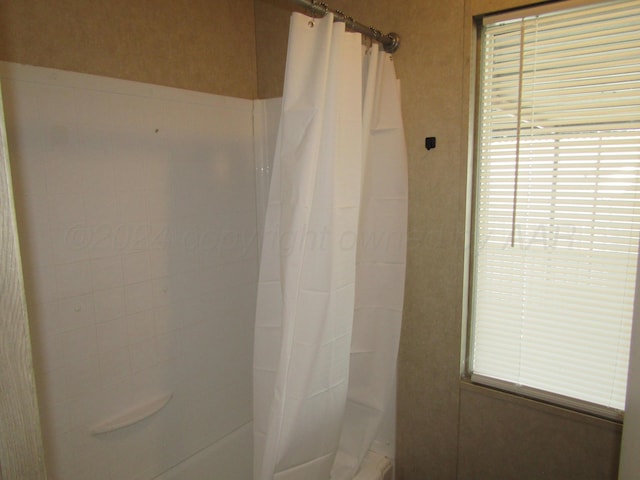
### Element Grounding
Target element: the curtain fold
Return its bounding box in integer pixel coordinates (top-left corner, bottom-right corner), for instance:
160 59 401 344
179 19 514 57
331 46 408 480
254 12 407 480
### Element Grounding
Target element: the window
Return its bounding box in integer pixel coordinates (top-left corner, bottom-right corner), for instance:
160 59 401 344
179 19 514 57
469 0 640 418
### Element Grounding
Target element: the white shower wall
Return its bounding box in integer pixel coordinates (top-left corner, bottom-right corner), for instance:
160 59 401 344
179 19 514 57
1 62 269 480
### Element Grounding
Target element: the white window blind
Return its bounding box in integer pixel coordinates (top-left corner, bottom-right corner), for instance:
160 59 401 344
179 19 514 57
471 0 640 415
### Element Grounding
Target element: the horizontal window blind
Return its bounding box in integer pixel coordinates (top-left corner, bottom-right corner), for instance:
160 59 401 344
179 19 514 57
471 0 640 414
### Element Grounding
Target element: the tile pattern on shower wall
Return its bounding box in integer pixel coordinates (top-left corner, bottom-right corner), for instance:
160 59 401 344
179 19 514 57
3 64 258 480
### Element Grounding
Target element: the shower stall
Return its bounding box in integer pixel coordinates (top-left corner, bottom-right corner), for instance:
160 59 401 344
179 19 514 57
1 3 406 479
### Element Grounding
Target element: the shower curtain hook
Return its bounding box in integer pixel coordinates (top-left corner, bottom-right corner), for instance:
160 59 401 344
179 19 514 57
307 0 329 18
365 34 373 53
307 0 318 26
369 26 381 51
369 27 382 42
308 0 328 20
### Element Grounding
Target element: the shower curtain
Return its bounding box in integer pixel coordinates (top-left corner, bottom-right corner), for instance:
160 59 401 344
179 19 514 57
253 12 407 480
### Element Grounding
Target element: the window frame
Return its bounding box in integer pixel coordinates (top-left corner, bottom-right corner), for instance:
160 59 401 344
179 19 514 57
463 0 640 421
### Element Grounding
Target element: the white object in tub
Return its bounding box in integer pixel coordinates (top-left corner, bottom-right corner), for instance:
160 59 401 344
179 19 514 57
353 451 393 480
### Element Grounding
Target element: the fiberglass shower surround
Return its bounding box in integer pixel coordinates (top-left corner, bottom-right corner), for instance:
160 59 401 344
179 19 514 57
3 64 260 479
2 4 406 480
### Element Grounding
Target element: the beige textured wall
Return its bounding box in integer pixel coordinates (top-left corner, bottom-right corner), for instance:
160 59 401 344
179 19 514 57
0 0 258 99
253 0 622 478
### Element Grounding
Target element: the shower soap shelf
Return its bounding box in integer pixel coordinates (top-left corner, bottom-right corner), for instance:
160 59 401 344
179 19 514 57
91 392 173 435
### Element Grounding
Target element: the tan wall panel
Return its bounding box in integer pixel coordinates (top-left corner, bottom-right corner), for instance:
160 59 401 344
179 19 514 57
0 84 46 479
459 384 622 479
0 0 258 98
254 0 289 99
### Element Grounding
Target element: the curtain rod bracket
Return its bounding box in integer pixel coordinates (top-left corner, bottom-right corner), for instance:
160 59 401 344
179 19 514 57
384 32 400 54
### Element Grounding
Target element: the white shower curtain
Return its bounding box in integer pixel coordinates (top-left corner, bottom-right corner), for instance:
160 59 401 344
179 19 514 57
331 39 408 480
253 12 407 480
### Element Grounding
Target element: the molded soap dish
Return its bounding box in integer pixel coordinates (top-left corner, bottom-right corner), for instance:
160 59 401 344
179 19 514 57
91 392 173 435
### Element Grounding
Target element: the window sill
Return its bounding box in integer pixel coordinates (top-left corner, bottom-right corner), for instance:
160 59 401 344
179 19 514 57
460 378 624 431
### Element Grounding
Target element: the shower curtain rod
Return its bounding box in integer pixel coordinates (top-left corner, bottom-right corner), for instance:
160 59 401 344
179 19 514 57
289 0 400 53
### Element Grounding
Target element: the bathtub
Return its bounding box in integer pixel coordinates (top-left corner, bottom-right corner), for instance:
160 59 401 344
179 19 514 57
353 451 393 480
153 423 253 479
153 422 391 480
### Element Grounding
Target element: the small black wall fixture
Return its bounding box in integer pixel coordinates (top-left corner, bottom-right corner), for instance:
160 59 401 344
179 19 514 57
425 137 436 150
